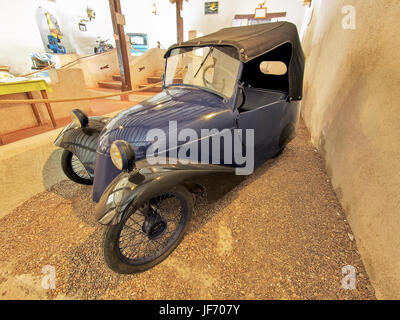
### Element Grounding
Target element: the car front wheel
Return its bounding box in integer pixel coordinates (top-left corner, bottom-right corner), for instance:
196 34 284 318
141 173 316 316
103 185 193 274
61 150 93 185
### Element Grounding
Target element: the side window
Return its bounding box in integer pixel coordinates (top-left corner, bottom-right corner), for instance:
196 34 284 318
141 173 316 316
259 61 287 75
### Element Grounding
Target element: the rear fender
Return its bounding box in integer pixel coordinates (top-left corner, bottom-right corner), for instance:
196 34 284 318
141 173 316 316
96 162 235 225
54 116 110 177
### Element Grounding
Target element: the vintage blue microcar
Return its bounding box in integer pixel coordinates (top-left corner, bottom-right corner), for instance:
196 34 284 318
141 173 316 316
54 22 305 273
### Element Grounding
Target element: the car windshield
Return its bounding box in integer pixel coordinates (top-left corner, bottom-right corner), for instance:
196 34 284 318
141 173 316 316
165 46 241 99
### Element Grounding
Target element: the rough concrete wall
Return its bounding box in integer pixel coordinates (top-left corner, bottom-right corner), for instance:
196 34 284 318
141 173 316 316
129 48 166 89
0 128 64 220
61 49 120 88
0 92 44 136
0 69 90 135
46 68 91 119
301 0 400 299
0 110 121 220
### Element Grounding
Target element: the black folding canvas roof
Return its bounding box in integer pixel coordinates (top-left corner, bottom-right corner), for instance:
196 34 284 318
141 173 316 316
165 22 305 100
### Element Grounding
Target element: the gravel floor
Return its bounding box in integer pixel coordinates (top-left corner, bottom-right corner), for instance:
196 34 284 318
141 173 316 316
0 120 376 299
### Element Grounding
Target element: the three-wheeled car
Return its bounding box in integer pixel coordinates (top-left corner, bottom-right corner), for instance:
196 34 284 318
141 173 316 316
54 22 304 273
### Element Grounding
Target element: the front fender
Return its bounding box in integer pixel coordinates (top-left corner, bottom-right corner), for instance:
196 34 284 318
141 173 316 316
96 161 235 225
54 116 110 177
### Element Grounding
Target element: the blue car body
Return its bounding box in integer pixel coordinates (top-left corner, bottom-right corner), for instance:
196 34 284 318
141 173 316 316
91 85 299 202
93 87 239 201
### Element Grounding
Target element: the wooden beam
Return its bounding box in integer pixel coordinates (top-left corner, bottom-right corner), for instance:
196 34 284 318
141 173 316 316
234 12 287 20
108 0 132 91
176 0 183 43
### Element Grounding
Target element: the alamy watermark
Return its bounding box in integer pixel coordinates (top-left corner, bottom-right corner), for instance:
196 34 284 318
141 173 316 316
342 5 356 30
341 265 356 290
145 121 255 175
41 265 56 290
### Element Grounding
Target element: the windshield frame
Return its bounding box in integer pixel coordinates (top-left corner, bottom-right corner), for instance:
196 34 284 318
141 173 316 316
165 82 228 100
163 45 242 101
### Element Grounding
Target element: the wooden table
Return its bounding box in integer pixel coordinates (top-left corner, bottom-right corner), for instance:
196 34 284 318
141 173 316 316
0 78 56 128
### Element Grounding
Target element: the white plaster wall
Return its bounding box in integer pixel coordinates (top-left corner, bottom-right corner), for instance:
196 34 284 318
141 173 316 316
121 0 177 50
0 0 114 75
182 0 307 40
0 0 307 75
121 0 307 49
54 0 114 54
0 0 47 75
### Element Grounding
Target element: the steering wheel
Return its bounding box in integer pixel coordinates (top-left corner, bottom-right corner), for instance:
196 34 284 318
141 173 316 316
237 84 246 110
202 65 215 89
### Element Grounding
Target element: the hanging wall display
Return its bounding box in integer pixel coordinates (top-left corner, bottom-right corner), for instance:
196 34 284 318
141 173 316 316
78 22 87 31
254 7 267 19
44 10 66 54
205 1 218 15
87 6 96 20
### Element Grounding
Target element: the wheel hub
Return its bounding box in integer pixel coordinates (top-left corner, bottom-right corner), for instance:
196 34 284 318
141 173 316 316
142 212 167 240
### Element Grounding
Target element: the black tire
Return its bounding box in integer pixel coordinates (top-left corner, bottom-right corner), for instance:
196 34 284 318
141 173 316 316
103 185 193 274
61 150 93 185
272 146 285 158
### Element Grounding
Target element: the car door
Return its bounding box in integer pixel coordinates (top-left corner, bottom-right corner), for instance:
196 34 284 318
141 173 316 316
237 88 291 164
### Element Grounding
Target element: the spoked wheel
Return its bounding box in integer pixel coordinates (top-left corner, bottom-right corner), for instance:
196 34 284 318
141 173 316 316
61 150 93 185
103 185 193 274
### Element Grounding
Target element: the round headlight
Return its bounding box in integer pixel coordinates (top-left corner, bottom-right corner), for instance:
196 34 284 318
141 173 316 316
71 109 88 128
110 140 136 170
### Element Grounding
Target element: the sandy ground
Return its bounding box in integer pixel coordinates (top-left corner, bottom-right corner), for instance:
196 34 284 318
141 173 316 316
0 120 376 300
